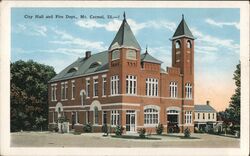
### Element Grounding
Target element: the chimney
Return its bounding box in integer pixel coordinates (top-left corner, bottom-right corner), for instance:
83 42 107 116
85 51 91 59
206 100 210 105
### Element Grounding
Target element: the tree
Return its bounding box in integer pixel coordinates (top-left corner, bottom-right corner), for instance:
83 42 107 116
227 63 240 125
11 60 56 132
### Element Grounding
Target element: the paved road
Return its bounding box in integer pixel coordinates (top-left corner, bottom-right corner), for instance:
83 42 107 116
11 132 240 148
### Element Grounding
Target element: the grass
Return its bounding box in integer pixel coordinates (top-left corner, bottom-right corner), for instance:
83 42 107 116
111 135 161 140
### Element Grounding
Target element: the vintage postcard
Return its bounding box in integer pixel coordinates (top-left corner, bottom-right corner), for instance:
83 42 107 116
0 1 249 156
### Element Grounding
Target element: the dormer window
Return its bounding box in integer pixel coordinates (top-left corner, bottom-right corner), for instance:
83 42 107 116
175 40 181 49
67 67 78 73
126 49 136 60
187 40 192 48
112 50 120 61
89 62 101 68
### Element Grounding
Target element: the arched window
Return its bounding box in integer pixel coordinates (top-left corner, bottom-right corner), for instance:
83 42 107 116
126 49 137 60
67 67 78 73
89 62 101 68
169 82 178 98
94 106 98 125
112 50 120 60
185 83 192 99
187 40 192 48
144 108 159 125
175 40 181 49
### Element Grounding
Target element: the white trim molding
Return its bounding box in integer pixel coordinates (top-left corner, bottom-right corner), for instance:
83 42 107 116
144 105 160 111
90 100 102 111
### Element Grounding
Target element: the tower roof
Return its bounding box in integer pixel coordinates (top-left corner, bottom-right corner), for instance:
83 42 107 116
141 46 163 64
172 15 194 39
109 12 141 50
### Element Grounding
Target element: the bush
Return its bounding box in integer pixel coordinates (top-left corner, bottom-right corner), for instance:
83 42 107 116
184 128 191 138
54 126 59 132
115 125 124 136
156 123 164 135
138 128 146 138
102 124 109 136
83 123 92 133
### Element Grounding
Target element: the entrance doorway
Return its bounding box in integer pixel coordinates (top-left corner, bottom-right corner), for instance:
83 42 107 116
71 112 76 129
126 110 136 132
167 110 180 133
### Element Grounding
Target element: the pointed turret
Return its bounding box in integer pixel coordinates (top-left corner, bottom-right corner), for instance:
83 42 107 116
109 12 141 50
172 14 194 40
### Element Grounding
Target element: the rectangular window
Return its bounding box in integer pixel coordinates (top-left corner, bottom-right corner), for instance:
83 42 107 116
75 111 79 124
126 75 137 95
170 82 177 98
102 76 107 96
71 80 75 100
146 78 158 96
111 75 119 95
86 111 89 124
86 78 90 97
61 82 64 100
198 113 200 119
213 113 215 119
51 84 57 101
64 82 68 100
93 78 98 97
185 111 192 124
111 110 120 126
208 113 210 119
102 111 107 125
112 50 120 60
203 113 205 119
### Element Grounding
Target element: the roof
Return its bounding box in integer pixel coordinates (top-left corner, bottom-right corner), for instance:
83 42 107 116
172 15 194 39
49 51 109 82
109 13 141 50
140 52 163 64
194 105 217 113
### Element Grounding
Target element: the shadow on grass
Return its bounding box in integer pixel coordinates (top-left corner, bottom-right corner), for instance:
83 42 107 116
154 134 200 139
111 135 161 140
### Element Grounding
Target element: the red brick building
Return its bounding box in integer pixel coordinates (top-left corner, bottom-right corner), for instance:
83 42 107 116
48 14 195 133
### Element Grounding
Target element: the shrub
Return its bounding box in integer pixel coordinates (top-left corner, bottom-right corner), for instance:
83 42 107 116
102 124 109 136
115 125 124 136
138 128 146 138
83 123 92 133
184 128 191 138
156 123 164 135
54 126 59 132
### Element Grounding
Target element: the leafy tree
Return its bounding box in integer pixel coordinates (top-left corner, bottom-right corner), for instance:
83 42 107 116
11 60 56 132
227 63 240 125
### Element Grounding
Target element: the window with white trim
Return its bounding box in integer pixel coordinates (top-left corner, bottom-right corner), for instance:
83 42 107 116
93 78 98 97
208 113 210 119
185 83 192 99
126 75 137 95
203 113 205 119
175 40 181 49
94 106 98 125
112 50 120 60
71 80 75 100
102 111 107 125
61 82 68 100
102 77 107 96
198 113 200 119
185 111 192 124
170 82 177 98
80 90 86 106
86 79 90 98
110 75 119 95
145 78 158 96
75 111 79 124
213 113 215 119
51 84 57 101
144 108 159 125
111 110 120 126
126 49 137 60
187 40 192 48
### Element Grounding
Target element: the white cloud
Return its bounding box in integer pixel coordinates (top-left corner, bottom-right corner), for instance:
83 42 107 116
205 18 240 30
191 27 239 54
14 23 47 37
75 19 176 34
50 28 107 52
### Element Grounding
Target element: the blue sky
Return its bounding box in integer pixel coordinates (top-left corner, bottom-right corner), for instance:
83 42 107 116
11 8 240 111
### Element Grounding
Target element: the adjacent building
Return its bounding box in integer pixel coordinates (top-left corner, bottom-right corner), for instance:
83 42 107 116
194 101 217 131
48 13 195 133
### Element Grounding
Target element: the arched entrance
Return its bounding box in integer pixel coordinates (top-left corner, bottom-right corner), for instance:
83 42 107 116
166 107 180 133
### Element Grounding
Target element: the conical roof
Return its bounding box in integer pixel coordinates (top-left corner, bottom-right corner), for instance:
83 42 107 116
172 15 194 39
109 12 141 50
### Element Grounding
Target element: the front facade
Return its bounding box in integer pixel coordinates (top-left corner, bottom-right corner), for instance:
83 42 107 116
48 14 195 133
194 101 217 131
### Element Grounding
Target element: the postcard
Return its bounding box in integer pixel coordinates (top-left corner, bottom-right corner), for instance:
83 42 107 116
0 1 249 156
